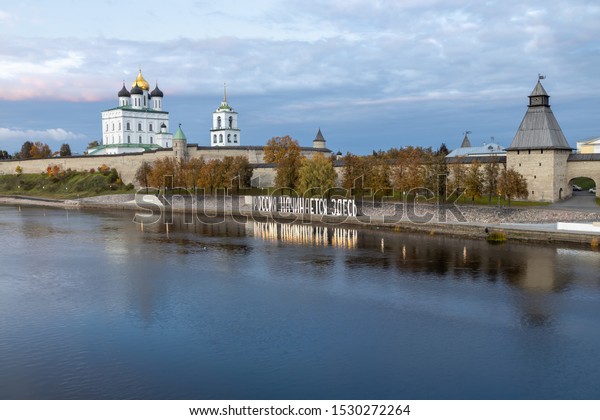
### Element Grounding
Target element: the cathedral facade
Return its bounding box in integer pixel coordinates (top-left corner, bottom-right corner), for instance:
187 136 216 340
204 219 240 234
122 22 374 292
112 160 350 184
90 69 173 155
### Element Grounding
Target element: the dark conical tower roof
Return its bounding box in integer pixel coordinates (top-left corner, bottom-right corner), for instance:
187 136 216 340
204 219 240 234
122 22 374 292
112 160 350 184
460 133 472 148
314 128 325 142
507 79 571 151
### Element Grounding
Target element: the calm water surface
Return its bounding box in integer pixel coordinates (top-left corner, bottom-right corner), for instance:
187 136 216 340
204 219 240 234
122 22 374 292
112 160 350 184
1 205 600 399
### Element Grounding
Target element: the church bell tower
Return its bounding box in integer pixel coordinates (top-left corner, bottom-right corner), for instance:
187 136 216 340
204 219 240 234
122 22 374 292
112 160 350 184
210 84 241 147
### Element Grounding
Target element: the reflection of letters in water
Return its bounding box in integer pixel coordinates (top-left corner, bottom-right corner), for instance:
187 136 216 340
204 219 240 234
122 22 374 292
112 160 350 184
253 196 358 217
252 222 357 248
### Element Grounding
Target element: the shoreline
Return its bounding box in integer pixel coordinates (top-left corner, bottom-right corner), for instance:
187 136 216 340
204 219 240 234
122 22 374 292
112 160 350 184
2 194 600 247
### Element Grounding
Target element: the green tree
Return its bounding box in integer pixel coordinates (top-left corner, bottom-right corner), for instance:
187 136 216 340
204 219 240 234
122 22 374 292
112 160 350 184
297 153 337 196
0 150 12 159
87 140 99 149
499 167 528 206
464 161 484 204
483 158 501 204
263 135 302 192
59 143 72 157
20 141 34 159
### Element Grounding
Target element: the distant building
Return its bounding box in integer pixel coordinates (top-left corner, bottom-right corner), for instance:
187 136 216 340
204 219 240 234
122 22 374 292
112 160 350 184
210 84 241 147
446 132 505 159
576 137 600 153
90 68 173 155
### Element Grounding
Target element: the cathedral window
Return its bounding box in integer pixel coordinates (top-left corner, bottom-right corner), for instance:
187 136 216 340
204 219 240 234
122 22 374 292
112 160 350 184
118 122 121 130
150 137 153 143
126 122 131 130
219 134 223 143
227 134 231 143
127 135 131 143
229 116 233 128
149 123 153 132
217 117 222 129
112 123 114 131
213 135 217 144
105 124 108 132
234 134 237 143
139 136 142 143
138 123 142 131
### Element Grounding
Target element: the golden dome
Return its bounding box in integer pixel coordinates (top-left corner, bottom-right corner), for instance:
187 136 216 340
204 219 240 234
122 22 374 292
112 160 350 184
132 68 150 91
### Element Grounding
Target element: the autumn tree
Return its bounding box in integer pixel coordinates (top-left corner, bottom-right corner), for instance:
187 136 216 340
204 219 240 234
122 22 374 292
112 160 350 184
427 145 449 198
179 157 205 191
499 167 528 206
197 159 226 194
367 154 392 195
391 146 427 198
59 143 72 157
448 158 467 201
341 152 368 196
220 156 253 193
135 161 153 193
297 153 337 196
148 157 177 191
464 161 484 204
29 142 52 158
87 140 99 149
263 135 302 192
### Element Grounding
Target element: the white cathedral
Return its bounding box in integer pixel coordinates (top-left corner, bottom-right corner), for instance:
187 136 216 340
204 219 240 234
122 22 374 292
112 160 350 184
90 69 173 155
90 69 244 155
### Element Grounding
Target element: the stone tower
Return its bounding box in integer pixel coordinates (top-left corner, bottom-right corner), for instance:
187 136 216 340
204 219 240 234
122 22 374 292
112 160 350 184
506 78 572 202
312 128 327 149
173 124 188 162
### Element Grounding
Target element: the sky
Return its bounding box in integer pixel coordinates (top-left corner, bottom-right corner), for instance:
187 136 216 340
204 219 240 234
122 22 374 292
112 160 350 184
1 0 600 155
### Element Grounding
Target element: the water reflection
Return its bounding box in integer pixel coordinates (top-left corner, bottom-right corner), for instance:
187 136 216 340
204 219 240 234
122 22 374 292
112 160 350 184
3 206 600 399
251 221 358 249
130 211 593 294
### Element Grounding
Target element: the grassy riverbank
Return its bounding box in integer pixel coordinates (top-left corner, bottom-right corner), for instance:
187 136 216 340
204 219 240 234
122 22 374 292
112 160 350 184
0 171 134 199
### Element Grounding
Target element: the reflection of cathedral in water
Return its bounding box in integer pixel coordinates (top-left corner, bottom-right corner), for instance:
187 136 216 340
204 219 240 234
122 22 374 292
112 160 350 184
251 222 357 249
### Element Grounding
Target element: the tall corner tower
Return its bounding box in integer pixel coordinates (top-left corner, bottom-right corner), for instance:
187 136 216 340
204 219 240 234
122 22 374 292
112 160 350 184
210 84 240 147
173 124 188 162
506 77 572 202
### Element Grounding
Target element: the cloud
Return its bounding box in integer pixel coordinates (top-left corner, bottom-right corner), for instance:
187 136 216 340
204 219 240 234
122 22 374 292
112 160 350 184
0 127 85 143
0 10 11 22
1 1 600 153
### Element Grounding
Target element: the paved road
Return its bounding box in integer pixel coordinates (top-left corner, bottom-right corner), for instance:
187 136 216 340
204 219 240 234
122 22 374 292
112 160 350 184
550 190 599 211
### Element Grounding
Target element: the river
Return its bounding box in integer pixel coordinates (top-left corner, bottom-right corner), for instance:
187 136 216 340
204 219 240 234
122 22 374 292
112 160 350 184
1 205 599 399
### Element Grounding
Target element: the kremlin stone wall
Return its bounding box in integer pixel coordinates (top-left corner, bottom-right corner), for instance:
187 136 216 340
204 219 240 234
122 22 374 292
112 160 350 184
0 145 285 187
